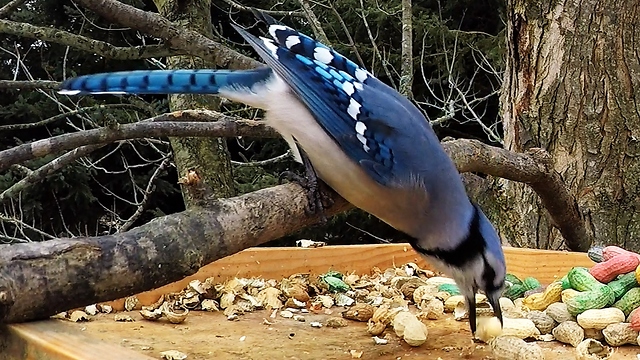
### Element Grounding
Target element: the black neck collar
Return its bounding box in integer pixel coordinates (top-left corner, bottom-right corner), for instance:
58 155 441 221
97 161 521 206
407 204 484 268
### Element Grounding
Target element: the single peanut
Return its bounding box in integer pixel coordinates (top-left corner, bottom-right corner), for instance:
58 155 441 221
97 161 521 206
589 253 640 283
418 298 444 320
392 311 428 347
545 302 574 323
576 308 625 330
552 321 584 347
629 306 640 331
523 281 563 311
602 322 638 346
501 317 540 339
475 316 503 343
602 245 640 262
489 336 544 360
575 339 612 360
525 310 557 334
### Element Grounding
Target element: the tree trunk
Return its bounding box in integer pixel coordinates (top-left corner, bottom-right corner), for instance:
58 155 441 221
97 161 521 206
154 0 234 205
497 0 640 251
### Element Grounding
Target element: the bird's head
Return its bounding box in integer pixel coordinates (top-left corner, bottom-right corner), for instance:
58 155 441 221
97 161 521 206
457 204 506 335
411 203 506 336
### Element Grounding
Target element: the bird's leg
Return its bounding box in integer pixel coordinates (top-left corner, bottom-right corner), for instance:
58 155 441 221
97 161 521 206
279 147 333 220
467 293 477 336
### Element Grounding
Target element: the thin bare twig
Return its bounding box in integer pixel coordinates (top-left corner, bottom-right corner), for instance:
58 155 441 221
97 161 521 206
231 150 291 167
357 0 396 87
119 157 171 232
73 0 261 70
328 1 365 67
0 104 146 131
220 0 304 17
0 145 104 202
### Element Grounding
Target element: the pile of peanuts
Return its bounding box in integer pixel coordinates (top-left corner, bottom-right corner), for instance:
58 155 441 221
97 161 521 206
489 245 640 359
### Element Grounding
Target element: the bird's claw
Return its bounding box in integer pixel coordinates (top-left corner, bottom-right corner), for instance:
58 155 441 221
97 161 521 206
279 166 333 222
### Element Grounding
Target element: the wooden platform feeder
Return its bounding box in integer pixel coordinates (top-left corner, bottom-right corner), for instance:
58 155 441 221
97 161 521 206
1 244 637 360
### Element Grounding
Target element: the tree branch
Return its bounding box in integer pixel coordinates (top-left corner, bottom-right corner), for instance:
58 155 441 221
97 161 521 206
0 0 26 18
443 139 589 251
297 0 330 45
0 182 352 323
0 144 104 202
0 80 59 90
220 0 304 17
0 104 145 131
0 110 278 172
0 19 187 60
0 105 588 250
73 0 262 70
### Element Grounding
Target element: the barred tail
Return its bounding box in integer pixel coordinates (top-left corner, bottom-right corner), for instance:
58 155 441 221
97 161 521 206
58 67 276 108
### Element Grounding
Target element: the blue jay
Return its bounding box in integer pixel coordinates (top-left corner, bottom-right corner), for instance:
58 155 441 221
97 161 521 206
59 13 506 335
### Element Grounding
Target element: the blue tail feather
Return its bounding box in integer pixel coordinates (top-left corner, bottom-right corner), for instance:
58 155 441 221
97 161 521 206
58 67 274 96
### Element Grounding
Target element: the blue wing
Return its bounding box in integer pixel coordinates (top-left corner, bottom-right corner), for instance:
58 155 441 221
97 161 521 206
232 22 438 186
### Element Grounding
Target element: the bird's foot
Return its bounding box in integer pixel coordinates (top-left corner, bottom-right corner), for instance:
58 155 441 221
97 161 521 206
279 170 333 222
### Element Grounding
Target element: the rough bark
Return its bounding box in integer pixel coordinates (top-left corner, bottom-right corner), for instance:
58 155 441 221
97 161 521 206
498 0 640 251
0 80 59 90
399 0 413 97
153 0 235 204
0 183 351 323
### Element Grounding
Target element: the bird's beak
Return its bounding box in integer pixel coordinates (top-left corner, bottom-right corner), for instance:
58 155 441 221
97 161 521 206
488 293 503 327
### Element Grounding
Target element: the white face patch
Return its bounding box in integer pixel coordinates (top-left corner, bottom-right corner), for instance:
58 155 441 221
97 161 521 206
354 68 369 82
347 98 361 120
260 37 279 57
314 47 333 64
342 81 355 96
355 121 367 135
285 35 300 49
268 24 289 39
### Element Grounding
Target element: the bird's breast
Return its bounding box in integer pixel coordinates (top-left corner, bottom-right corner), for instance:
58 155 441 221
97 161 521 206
265 91 429 236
